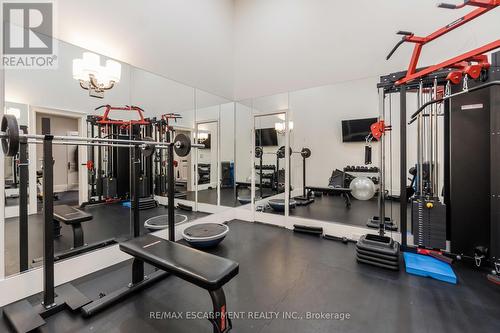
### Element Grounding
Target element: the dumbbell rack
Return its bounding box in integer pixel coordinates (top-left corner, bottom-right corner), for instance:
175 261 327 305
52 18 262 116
343 166 380 187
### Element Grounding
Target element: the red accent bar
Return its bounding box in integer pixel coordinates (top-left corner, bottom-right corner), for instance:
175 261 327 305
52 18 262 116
220 305 226 331
97 105 150 125
396 40 500 85
394 0 498 81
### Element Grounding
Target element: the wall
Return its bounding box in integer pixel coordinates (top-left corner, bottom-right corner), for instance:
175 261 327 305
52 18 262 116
55 0 235 99
234 0 500 100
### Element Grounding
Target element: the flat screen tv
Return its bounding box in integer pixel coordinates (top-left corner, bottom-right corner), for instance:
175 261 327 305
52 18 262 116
198 134 211 149
342 117 378 142
255 128 278 147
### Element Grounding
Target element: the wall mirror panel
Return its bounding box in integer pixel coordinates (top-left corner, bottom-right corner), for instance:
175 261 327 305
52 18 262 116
234 100 253 207
2 38 133 277
281 78 445 236
194 89 234 207
250 93 290 217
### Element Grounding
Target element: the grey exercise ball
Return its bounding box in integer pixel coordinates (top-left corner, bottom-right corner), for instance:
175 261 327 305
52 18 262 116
349 177 376 201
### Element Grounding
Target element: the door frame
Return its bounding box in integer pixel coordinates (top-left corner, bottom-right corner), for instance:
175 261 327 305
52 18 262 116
29 106 88 208
195 119 221 207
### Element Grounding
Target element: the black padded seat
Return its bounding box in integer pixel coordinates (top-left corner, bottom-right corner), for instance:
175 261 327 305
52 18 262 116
120 234 239 290
53 205 93 248
305 186 352 208
54 205 92 224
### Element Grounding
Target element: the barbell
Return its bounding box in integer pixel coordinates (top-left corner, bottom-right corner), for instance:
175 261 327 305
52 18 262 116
0 115 202 158
254 146 311 159
276 146 311 159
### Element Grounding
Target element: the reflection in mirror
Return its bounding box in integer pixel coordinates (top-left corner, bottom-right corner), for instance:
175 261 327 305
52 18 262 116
127 67 207 237
253 113 288 217
196 120 219 205
4 102 29 209
194 90 233 207
234 101 252 206
285 79 400 230
3 38 135 276
130 67 197 206
1 39 203 278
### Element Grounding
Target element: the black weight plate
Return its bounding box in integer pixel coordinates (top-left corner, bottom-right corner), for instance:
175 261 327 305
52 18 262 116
174 133 191 157
301 148 311 158
141 136 155 157
255 146 263 158
1 115 19 157
277 146 293 159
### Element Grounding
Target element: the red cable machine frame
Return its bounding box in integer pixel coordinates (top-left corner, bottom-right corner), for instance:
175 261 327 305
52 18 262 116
386 0 499 86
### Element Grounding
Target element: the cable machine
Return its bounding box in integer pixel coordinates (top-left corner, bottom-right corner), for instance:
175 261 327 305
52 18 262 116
85 105 156 209
376 0 500 283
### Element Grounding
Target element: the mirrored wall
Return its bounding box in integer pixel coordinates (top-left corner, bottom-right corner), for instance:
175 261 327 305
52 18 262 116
233 76 438 241
1 36 231 277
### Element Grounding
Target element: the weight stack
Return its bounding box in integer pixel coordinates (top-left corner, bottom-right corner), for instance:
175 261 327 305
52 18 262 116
102 177 117 198
138 176 150 198
356 234 400 270
154 175 167 196
411 199 446 250
131 197 158 210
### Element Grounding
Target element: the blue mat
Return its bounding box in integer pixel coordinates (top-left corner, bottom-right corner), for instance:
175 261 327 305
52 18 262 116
403 252 457 284
121 201 131 208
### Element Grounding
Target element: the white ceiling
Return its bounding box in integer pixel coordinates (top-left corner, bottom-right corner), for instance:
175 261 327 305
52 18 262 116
53 0 500 100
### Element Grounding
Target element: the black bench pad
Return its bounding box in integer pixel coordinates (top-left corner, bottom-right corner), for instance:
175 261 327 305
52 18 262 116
305 186 351 193
54 205 93 225
120 234 239 290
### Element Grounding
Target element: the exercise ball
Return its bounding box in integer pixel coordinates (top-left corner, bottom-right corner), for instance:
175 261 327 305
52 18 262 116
349 177 375 201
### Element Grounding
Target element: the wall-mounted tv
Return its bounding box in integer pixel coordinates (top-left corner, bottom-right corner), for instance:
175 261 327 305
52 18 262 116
255 128 278 147
341 117 378 142
198 134 211 149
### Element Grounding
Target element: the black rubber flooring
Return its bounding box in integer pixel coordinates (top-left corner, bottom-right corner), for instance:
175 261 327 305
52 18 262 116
4 202 208 276
1 220 499 332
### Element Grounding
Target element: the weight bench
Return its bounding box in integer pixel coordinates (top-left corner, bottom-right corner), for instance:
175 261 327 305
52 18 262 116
54 205 93 248
119 234 239 333
34 205 116 263
305 186 352 208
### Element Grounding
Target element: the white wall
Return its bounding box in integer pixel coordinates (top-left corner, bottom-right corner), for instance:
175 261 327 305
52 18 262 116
55 0 235 99
234 0 500 100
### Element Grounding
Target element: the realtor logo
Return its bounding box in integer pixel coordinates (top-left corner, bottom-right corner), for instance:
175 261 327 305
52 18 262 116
2 1 57 68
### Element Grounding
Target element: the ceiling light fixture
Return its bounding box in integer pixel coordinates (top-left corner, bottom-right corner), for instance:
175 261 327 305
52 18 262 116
73 52 121 98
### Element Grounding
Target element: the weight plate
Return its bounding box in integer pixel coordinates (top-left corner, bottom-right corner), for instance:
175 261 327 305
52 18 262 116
141 136 155 158
1 115 19 157
174 133 191 157
255 146 263 158
277 146 292 159
301 148 311 159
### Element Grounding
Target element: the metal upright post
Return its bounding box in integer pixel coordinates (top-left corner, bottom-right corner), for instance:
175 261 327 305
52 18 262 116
302 156 306 198
42 135 55 307
19 135 28 272
378 89 386 236
400 86 408 248
131 145 143 284
167 144 175 241
259 155 263 198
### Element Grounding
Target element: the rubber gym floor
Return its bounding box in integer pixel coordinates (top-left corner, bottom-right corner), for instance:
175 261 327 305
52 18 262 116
1 220 498 333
